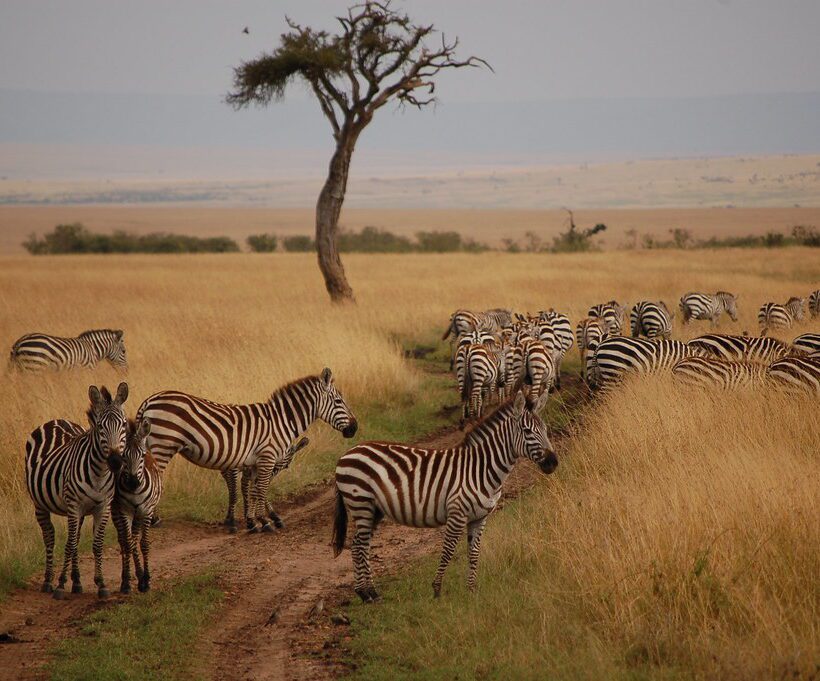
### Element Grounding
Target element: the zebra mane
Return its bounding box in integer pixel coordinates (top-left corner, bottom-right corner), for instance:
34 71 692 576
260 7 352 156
462 397 525 448
79 329 121 339
268 374 322 403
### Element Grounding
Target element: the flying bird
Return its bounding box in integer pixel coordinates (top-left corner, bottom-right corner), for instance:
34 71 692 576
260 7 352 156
242 26 249 35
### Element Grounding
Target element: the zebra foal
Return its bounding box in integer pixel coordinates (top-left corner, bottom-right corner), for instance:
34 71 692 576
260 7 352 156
10 329 127 371
333 391 557 602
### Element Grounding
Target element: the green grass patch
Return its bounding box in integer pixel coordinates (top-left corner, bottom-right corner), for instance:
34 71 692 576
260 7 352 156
47 570 224 681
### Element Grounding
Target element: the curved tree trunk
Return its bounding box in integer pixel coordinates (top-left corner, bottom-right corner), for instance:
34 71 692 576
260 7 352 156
316 138 356 304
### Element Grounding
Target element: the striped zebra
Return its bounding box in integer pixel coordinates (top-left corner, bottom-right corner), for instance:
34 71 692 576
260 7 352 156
688 334 802 364
112 418 162 594
590 337 700 391
576 318 609 382
630 301 674 340
793 333 820 356
333 391 557 602
136 369 357 533
442 309 511 368
10 329 127 372
520 338 556 398
679 292 738 326
25 383 129 599
767 356 820 394
538 310 573 388
758 297 805 335
460 344 505 422
672 356 768 389
809 290 820 319
454 329 499 401
588 301 626 336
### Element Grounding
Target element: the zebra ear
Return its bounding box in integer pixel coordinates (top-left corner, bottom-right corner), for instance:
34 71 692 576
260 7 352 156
114 330 124 341
88 385 103 411
114 382 129 406
137 417 151 440
512 392 526 417
321 367 333 387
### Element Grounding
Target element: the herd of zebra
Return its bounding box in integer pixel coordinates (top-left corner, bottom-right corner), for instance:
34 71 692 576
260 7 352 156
7 286 819 603
444 288 820 422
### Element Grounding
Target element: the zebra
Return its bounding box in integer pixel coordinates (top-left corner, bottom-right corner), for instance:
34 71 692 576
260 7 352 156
679 292 738 326
688 334 803 364
809 290 820 319
630 301 674 340
136 369 357 533
520 338 556 398
454 329 499 401
590 337 700 391
442 309 511 369
25 383 129 599
767 356 820 394
576 318 609 382
10 329 127 372
672 356 768 390
333 390 557 602
588 301 626 336
537 310 573 388
112 418 162 594
460 344 505 422
793 333 820 356
758 297 805 335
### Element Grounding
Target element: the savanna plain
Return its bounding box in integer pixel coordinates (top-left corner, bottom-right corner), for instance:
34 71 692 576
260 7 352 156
0 246 818 680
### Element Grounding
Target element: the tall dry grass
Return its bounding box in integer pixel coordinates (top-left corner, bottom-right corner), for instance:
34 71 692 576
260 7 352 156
0 248 817 601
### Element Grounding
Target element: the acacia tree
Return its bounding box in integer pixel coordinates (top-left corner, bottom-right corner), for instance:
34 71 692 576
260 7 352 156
227 2 489 303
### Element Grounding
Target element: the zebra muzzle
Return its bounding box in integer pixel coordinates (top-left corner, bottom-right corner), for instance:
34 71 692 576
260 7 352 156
107 452 124 474
538 451 558 474
342 420 359 439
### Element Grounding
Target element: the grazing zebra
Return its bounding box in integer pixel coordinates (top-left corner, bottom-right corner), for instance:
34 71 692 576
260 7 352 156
793 333 820 356
672 356 768 389
333 391 557 602
576 318 609 382
688 334 802 364
767 356 820 394
442 309 511 368
136 369 357 533
25 383 129 599
758 297 805 334
588 301 626 335
590 337 700 391
630 301 674 340
538 310 573 388
10 329 127 372
112 418 162 594
679 292 738 326
809 290 820 319
461 344 504 422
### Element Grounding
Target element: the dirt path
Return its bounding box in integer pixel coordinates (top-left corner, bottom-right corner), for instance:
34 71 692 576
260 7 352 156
0 376 586 681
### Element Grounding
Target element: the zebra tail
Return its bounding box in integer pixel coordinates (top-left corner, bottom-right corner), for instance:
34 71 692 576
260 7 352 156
442 321 453 341
461 355 473 402
332 489 348 558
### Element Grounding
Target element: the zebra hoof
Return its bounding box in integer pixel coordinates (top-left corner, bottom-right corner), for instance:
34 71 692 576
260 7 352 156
150 516 162 528
138 580 150 593
71 583 83 595
53 589 66 600
97 587 110 599
270 515 285 529
41 582 53 593
119 583 131 595
247 525 260 534
226 524 238 535
261 522 275 534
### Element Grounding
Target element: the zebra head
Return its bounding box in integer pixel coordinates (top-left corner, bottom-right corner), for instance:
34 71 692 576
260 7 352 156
786 297 806 321
106 330 128 369
317 368 358 439
512 392 557 474
119 418 151 493
718 292 739 321
87 382 129 474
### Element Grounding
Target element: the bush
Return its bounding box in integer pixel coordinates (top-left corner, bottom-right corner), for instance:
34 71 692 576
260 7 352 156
282 235 315 252
246 234 278 252
415 231 464 253
551 213 607 253
339 226 413 253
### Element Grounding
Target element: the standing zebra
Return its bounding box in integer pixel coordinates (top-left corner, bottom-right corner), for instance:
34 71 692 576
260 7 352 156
136 369 357 533
520 338 556 398
590 337 701 391
679 292 738 326
688 334 802 363
538 310 573 388
809 290 820 319
588 301 626 336
112 418 162 594
460 344 505 422
758 297 805 335
333 391 557 602
767 356 820 394
576 317 609 382
10 329 127 371
793 333 820 356
442 309 511 368
672 356 768 389
25 383 129 599
630 301 674 340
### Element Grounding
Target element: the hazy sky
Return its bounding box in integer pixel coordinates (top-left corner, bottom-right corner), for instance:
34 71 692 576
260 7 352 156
2 0 820 101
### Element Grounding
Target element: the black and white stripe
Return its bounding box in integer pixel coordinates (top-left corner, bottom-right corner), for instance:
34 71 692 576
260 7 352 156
537 310 573 388
136 369 357 532
25 383 129 599
809 290 820 319
442 309 511 368
758 297 805 334
679 292 738 326
333 392 557 602
588 301 626 335
767 357 820 394
576 317 609 382
688 334 801 364
630 301 674 340
460 344 505 422
10 329 127 371
672 356 767 389
590 337 700 391
792 333 820 356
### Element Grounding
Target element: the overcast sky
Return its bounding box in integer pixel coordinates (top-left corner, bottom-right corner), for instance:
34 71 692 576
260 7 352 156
2 0 820 101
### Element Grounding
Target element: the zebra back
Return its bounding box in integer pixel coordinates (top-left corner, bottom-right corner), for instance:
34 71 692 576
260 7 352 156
591 337 695 390
631 301 673 340
672 356 767 390
689 334 801 363
792 333 820 356
767 357 820 394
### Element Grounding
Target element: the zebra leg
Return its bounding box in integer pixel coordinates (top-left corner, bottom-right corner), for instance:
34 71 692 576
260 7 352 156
248 463 275 533
351 508 379 603
241 469 254 531
54 511 80 599
130 517 142 590
137 518 152 592
221 469 239 533
91 506 111 598
35 508 55 593
432 512 467 598
265 502 284 529
70 514 85 594
112 506 133 594
466 517 488 593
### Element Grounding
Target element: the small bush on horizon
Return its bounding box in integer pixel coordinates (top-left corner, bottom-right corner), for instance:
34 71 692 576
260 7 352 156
246 233 278 252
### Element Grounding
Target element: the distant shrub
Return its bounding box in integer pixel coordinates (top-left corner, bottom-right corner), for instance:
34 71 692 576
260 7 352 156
415 231 464 253
23 223 239 254
246 233 278 252
339 226 414 253
792 224 820 247
551 212 607 253
282 235 315 252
